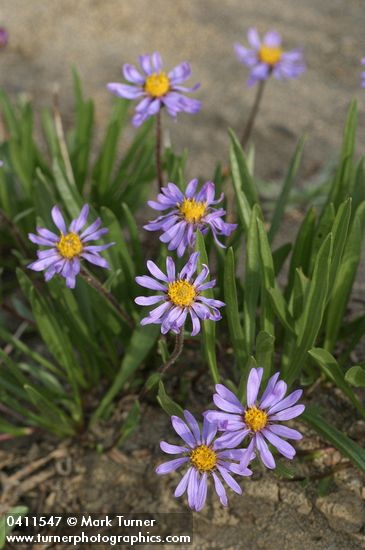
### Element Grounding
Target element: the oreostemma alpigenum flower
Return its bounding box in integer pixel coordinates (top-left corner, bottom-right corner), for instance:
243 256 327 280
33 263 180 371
156 411 252 511
107 52 201 127
205 368 305 470
28 204 113 289
144 179 237 257
235 28 305 86
135 252 224 335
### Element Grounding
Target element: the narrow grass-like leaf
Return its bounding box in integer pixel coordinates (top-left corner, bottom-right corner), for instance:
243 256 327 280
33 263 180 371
286 234 332 386
303 407 365 474
243 205 261 356
224 247 246 370
309 348 365 417
195 231 220 383
269 136 305 242
90 324 159 423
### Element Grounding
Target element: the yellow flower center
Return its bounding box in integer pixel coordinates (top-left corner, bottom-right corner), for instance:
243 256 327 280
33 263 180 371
57 232 83 259
190 445 217 472
144 72 170 97
244 406 268 432
167 279 196 308
259 45 282 66
179 198 207 224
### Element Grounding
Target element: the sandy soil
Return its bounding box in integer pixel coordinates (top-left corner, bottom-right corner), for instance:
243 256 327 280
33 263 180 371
1 0 365 180
1 2 365 549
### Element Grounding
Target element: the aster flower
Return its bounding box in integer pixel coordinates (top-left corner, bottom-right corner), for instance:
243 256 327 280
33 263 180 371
135 252 224 335
156 411 252 511
107 52 201 127
28 204 113 289
235 28 305 86
205 368 305 470
0 27 8 49
144 179 237 257
361 58 365 87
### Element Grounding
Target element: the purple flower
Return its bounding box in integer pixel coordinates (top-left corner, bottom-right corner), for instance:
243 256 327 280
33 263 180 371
28 204 114 289
0 27 8 49
205 368 305 470
156 411 252 511
144 179 237 257
107 52 201 127
135 252 224 335
361 58 365 87
235 28 305 87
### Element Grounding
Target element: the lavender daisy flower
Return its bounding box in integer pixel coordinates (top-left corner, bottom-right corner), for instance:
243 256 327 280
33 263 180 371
135 252 224 335
205 368 305 470
156 411 252 511
144 179 237 257
107 52 201 127
0 27 8 49
28 204 114 289
235 28 305 87
361 58 365 87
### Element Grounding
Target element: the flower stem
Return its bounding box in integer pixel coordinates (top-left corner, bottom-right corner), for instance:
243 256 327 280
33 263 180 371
240 79 266 149
80 268 134 329
159 329 185 377
155 111 163 192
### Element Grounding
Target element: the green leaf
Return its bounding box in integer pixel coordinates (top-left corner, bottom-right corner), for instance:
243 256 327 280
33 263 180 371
256 331 275 375
195 231 220 383
157 381 184 417
309 348 365 417
24 385 75 437
303 407 365 474
324 201 365 351
286 234 332 386
115 400 141 447
224 248 246 370
285 207 316 299
272 242 292 275
0 506 28 547
269 136 305 242
326 197 351 302
229 129 257 232
256 216 275 350
243 205 261 356
345 365 365 389
90 323 159 423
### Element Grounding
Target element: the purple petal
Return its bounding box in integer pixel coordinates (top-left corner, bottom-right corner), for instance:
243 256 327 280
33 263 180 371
185 178 199 198
263 30 282 48
259 372 280 409
212 472 228 506
171 416 196 448
262 429 296 459
268 389 303 415
174 467 192 498
268 424 302 441
215 385 244 411
214 429 249 449
123 63 145 85
81 252 109 269
147 260 168 282
160 441 188 454
28 255 59 272
69 204 89 233
246 368 264 407
135 275 167 291
168 62 191 84
135 295 163 306
151 51 163 72
269 404 305 421
216 465 242 495
195 472 208 511
107 82 143 100
202 417 217 446
51 206 67 234
247 27 261 50
256 433 276 469
183 411 201 444
139 54 153 75
155 457 188 475
187 468 199 509
166 256 176 282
